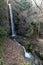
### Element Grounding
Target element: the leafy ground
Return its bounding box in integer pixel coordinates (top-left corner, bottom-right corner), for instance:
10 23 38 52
3 37 31 65
0 37 43 65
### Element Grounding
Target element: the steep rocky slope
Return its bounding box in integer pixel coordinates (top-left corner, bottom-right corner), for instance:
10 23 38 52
3 37 30 65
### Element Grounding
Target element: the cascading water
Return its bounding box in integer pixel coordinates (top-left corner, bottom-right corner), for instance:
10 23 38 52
8 3 33 60
22 46 34 59
8 4 16 37
8 3 35 64
8 3 41 65
18 43 34 63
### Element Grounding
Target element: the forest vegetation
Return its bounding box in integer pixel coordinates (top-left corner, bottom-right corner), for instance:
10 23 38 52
0 0 43 65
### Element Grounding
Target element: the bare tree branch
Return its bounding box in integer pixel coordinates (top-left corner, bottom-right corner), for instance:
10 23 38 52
33 0 43 13
40 0 42 6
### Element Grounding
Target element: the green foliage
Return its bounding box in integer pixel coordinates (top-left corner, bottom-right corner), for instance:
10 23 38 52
0 27 7 45
26 19 38 38
0 0 7 45
0 57 5 65
0 0 2 6
0 1 7 64
25 42 32 52
0 45 7 65
0 0 3 25
26 24 33 38
0 17 2 25
31 19 38 37
14 0 32 10
21 63 31 65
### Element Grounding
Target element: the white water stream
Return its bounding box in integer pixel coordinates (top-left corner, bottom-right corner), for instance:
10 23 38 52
8 4 16 37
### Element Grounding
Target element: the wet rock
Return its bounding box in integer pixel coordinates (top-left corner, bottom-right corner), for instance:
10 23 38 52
34 58 42 65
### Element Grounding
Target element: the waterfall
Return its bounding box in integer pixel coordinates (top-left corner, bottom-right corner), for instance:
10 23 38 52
8 3 33 59
8 4 16 37
15 41 34 60
22 46 32 58
8 3 40 65
22 45 34 61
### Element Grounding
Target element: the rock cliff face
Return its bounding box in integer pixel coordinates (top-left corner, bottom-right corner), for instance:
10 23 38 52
9 0 38 38
13 10 29 36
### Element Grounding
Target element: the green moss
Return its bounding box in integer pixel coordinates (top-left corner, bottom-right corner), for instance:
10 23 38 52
25 43 32 52
21 63 32 65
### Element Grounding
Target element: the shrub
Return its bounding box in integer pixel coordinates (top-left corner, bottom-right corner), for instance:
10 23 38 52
25 42 32 52
14 0 32 10
26 19 38 38
31 19 38 37
21 63 31 65
0 27 7 45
